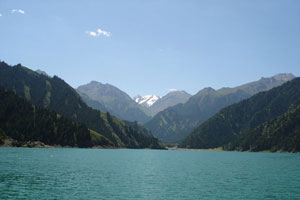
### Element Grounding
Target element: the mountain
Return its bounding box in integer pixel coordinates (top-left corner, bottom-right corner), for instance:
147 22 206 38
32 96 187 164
0 86 112 147
225 104 300 152
0 61 164 149
149 91 191 115
77 91 109 113
134 91 191 116
77 81 152 123
124 121 153 137
180 77 300 152
36 69 50 77
145 74 295 143
134 95 161 107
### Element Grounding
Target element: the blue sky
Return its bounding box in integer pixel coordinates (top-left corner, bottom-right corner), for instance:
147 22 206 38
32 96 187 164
1 0 300 97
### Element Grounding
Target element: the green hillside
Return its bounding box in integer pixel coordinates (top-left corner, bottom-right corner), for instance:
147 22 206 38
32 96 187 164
145 74 295 143
0 61 163 149
0 86 112 147
224 105 300 152
180 78 300 152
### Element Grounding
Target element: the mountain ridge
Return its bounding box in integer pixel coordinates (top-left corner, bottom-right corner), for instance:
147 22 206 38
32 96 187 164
135 91 192 116
0 86 113 148
180 77 300 152
149 91 192 116
77 81 152 123
0 61 164 149
145 73 295 143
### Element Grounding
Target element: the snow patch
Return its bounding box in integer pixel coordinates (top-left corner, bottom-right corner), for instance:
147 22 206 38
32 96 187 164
134 95 161 107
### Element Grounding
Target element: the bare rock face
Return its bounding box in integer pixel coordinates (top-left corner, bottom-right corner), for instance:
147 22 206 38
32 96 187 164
0 139 51 148
21 141 47 148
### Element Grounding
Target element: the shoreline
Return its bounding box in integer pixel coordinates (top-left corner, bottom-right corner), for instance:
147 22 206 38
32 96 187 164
1 140 297 153
0 139 117 149
166 147 224 151
166 147 298 153
0 139 165 150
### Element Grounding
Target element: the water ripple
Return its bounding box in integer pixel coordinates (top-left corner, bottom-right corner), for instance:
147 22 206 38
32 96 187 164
0 148 300 199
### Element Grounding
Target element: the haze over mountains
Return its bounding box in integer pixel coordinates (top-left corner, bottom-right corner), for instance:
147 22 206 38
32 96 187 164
145 73 295 143
77 81 152 123
78 82 192 122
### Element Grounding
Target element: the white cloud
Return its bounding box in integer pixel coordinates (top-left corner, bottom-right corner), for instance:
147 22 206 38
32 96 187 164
97 29 111 37
11 9 25 14
91 32 98 36
0 13 2 17
86 28 111 37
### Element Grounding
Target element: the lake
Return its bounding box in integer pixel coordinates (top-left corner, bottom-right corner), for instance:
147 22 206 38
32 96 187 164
0 148 300 200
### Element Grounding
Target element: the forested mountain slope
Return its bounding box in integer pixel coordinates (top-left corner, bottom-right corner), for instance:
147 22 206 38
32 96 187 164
145 74 294 143
0 61 163 149
0 86 112 147
224 104 300 152
180 78 300 152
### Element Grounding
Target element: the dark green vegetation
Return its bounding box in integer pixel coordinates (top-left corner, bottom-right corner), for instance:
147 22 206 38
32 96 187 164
0 62 164 149
0 128 7 144
145 74 295 143
77 81 152 123
180 78 300 152
124 121 153 137
0 86 112 147
225 105 300 152
149 91 191 116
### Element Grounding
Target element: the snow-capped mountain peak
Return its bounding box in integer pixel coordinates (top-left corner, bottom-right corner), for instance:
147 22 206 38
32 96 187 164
134 95 161 107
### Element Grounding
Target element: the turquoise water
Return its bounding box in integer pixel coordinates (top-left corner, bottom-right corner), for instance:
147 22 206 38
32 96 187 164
0 148 300 200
